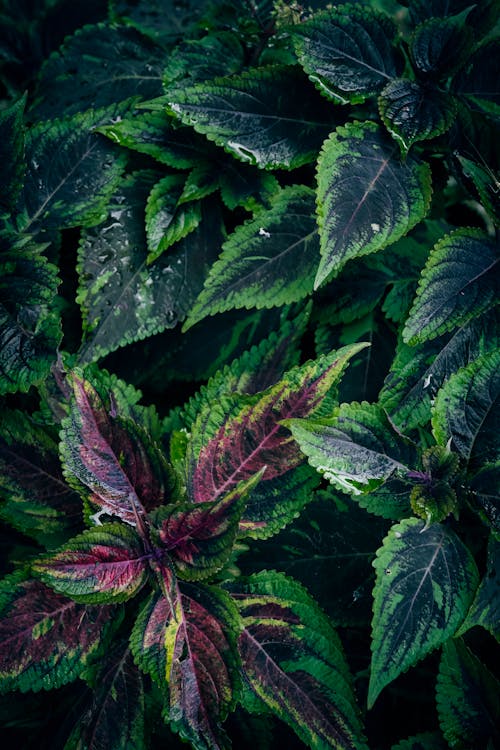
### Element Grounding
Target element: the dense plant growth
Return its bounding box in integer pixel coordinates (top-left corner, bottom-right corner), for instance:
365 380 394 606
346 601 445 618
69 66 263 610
0 0 499 748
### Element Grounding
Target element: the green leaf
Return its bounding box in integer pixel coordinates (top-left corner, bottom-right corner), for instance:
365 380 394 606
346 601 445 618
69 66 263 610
454 40 500 117
18 104 127 234
230 570 368 750
390 732 447 750
109 0 201 46
432 350 500 467
468 463 500 535
0 233 61 395
288 402 416 496
164 31 245 85
0 92 26 214
315 121 432 285
145 174 202 263
459 536 500 640
454 154 500 225
184 186 319 330
379 79 457 153
436 638 500 749
409 17 473 80
163 65 335 170
368 517 479 708
292 5 398 104
403 229 499 345
406 0 477 24
77 172 222 362
30 23 164 120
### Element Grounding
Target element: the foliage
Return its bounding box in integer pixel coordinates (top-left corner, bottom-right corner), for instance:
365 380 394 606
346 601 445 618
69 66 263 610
0 1 498 749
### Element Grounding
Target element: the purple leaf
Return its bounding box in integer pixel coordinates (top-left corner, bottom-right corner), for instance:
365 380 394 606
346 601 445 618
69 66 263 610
33 523 149 603
60 373 173 526
0 573 114 693
131 574 240 749
189 344 367 507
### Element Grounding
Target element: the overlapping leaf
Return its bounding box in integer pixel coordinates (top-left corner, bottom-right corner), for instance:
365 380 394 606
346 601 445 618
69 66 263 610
184 186 319 330
17 104 128 234
292 5 398 104
0 573 113 693
315 121 432 285
131 576 240 749
0 409 81 547
230 571 368 750
432 350 500 466
163 65 335 170
60 373 174 524
145 174 201 263
33 523 149 603
30 23 165 120
368 518 479 708
0 93 26 214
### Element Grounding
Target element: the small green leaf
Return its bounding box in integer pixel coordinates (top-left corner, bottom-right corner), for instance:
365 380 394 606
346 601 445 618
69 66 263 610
163 65 334 170
184 186 319 330
368 518 479 708
403 229 499 345
432 350 500 467
436 638 500 749
292 5 398 104
0 92 26 214
315 121 431 284
145 174 202 263
379 79 457 153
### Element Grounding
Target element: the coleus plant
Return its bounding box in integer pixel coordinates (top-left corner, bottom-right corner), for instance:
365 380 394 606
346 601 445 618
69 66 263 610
0 0 499 749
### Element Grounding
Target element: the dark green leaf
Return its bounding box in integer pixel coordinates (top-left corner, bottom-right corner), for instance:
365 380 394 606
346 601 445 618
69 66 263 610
368 518 479 707
163 65 335 170
403 229 499 345
410 17 473 79
315 121 431 284
468 463 500 534
30 23 164 120
0 93 26 214
18 104 127 233
184 186 319 330
454 154 500 225
453 40 500 117
379 79 457 153
292 5 398 104
145 174 202 263
109 0 201 45
406 0 479 25
391 732 447 750
436 638 500 749
459 536 500 640
164 31 245 85
0 234 61 395
432 350 500 467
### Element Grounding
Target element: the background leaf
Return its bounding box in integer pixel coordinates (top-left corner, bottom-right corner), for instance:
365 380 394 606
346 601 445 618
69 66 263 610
0 93 26 214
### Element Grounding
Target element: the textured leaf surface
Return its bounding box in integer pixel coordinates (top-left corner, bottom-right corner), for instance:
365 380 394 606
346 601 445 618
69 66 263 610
188 344 367 509
65 644 144 750
436 638 500 749
131 578 240 749
230 570 367 750
0 410 81 547
410 17 473 79
315 121 431 284
164 65 334 170
61 373 173 524
289 402 415 496
292 5 397 104
379 79 457 152
33 523 148 603
18 104 127 233
368 518 479 708
184 186 319 330
403 230 499 345
145 174 201 263
0 93 26 214
0 234 61 395
432 350 500 466
77 172 222 362
30 23 164 119
0 574 113 693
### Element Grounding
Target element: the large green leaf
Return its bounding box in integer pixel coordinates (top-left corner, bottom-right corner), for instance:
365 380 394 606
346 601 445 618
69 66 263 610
162 65 335 170
30 23 165 120
403 229 499 345
230 570 368 750
0 233 61 395
432 350 500 466
436 638 500 749
379 79 457 153
17 104 127 234
0 93 26 215
77 172 222 362
288 402 416 496
292 5 397 105
315 121 431 285
368 518 479 708
184 186 319 330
